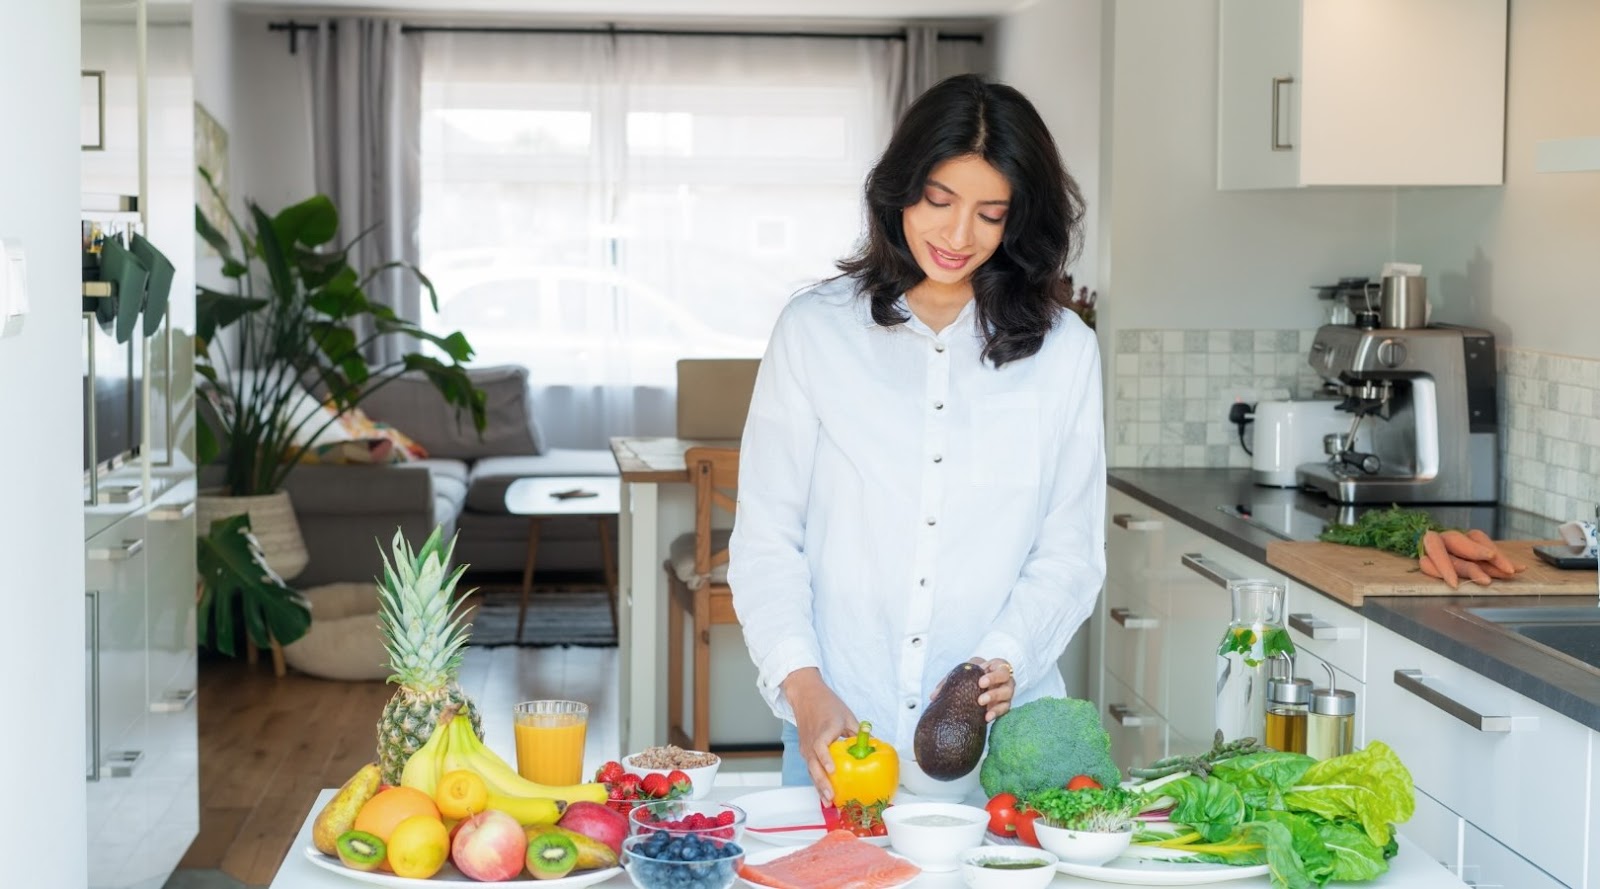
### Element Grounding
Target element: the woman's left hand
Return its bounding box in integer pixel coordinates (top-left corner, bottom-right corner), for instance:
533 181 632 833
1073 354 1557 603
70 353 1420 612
973 657 1015 722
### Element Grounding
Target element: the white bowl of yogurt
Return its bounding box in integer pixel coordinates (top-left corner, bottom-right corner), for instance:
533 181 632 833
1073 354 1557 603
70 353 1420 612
881 802 989 872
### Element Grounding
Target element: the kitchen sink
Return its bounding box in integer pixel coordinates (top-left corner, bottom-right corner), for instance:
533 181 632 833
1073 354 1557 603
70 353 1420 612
1454 606 1600 674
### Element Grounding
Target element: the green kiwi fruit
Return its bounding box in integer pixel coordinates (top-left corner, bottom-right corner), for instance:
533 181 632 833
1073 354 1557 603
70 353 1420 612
526 830 579 880
334 830 386 872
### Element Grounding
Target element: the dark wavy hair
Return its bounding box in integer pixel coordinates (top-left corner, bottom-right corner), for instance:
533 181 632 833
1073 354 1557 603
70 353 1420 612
837 74 1085 368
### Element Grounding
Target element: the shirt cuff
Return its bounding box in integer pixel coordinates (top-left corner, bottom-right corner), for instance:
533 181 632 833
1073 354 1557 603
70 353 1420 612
756 636 824 722
974 631 1029 692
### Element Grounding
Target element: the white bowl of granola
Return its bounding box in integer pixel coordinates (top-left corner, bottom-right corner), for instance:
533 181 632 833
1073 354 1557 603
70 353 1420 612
624 745 721 800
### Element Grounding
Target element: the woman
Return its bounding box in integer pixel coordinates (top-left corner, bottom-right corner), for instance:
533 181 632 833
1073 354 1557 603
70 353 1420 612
728 74 1106 801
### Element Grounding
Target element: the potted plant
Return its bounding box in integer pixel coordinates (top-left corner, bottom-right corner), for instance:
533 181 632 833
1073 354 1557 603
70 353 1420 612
192 170 486 655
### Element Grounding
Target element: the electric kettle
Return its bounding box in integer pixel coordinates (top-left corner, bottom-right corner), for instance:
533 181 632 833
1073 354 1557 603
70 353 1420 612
1252 400 1347 487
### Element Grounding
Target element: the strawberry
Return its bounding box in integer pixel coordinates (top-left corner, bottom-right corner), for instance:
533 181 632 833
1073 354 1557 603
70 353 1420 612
596 760 627 785
639 772 671 799
666 769 693 798
615 773 642 800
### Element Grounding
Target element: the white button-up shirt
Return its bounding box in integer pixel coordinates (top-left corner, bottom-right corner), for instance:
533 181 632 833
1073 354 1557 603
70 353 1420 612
728 276 1106 749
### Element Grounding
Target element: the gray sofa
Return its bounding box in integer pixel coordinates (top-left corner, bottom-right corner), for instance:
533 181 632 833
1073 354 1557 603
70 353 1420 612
282 365 619 587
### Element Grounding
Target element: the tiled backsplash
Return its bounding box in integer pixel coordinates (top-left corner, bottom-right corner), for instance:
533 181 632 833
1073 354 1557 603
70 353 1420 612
1109 329 1325 469
1500 347 1600 523
1109 330 1600 523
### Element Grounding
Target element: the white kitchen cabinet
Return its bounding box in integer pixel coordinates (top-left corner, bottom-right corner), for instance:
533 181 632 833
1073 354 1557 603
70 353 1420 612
1367 620 1587 888
1461 822 1568 889
1101 672 1168 772
1102 489 1171 713
1408 787 1463 877
1217 0 1507 189
1284 577 1366 682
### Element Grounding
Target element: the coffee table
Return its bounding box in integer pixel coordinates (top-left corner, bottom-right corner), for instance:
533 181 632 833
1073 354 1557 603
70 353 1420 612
503 475 621 641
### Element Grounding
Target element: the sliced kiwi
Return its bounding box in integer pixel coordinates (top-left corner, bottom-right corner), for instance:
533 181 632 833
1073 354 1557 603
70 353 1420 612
335 830 386 872
526 830 579 880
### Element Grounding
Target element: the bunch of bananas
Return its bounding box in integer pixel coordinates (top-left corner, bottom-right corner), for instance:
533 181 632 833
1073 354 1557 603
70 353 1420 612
400 707 607 826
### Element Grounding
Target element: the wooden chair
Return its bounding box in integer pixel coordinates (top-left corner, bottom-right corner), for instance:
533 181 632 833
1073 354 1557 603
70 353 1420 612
665 446 741 753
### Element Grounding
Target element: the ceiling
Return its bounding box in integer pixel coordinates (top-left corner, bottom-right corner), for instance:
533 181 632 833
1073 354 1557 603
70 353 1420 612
234 0 1032 20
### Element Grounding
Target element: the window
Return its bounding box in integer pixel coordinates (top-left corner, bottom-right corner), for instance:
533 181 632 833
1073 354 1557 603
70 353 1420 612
420 33 898 387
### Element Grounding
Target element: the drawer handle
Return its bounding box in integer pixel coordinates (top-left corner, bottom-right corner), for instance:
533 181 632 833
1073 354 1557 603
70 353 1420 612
1110 607 1159 630
88 538 144 561
1288 612 1360 641
1108 704 1150 728
150 501 195 521
1181 553 1243 589
1113 513 1162 532
1271 76 1295 151
1393 669 1517 733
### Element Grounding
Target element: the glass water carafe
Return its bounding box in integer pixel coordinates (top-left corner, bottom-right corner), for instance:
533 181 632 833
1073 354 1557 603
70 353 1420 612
1215 580 1295 744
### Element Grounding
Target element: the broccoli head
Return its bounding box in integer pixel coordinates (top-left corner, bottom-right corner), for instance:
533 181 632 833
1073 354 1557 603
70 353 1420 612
979 696 1122 798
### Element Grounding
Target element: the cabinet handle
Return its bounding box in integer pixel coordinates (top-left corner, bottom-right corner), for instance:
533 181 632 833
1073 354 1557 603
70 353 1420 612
1393 669 1517 733
1110 607 1159 630
1113 513 1163 532
86 591 101 782
88 537 145 561
1271 76 1295 151
83 313 99 508
1181 553 1243 589
150 500 195 521
1109 704 1150 727
1288 612 1359 641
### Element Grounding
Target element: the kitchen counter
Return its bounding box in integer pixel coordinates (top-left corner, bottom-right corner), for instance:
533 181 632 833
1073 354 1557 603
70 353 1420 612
272 784 1466 888
1108 468 1600 732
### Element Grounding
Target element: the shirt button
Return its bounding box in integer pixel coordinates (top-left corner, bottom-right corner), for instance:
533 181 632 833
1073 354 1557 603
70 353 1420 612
932 454 943 463
933 401 944 410
934 343 946 353
925 517 937 526
911 637 924 648
919 578 927 586
905 697 918 710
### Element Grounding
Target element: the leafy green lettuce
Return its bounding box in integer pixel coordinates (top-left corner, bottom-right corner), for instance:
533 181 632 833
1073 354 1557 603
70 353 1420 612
1283 742 1415 847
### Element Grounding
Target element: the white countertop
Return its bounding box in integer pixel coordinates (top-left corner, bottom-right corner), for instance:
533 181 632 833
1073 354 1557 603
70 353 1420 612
271 779 1467 889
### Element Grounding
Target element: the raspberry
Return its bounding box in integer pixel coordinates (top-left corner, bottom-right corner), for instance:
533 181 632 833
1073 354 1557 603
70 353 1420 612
716 811 735 826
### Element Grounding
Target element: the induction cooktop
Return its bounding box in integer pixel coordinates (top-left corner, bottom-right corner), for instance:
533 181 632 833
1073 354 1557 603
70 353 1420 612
1217 498 1502 543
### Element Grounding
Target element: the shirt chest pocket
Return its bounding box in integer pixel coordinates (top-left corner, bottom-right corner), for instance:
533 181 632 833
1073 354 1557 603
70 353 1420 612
968 391 1042 488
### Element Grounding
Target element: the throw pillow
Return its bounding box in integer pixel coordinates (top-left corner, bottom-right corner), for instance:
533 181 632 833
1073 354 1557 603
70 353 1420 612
296 437 403 465
335 405 430 461
356 364 546 460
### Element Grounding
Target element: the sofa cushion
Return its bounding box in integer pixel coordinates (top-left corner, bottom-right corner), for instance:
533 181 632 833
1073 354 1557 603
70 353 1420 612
465 449 620 514
357 364 547 460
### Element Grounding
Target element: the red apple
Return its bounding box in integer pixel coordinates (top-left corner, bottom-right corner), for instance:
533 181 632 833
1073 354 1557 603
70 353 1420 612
451 810 527 881
558 800 629 857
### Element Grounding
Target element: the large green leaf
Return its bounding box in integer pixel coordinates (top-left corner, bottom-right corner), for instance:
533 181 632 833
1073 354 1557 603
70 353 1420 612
195 205 236 265
196 513 312 656
196 287 267 343
378 317 474 363
1164 776 1247 843
1307 815 1390 882
1283 742 1415 848
1210 752 1316 811
251 202 295 305
403 354 489 432
272 194 339 248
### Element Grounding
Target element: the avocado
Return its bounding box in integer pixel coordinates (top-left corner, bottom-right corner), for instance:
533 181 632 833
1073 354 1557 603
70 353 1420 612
914 662 989 779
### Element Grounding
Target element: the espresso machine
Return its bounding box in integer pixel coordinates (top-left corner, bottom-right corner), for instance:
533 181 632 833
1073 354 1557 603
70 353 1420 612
1296 323 1499 503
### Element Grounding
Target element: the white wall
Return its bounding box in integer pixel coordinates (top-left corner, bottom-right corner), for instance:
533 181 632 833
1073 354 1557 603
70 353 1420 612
0 0 89 883
993 0 1102 290
1394 0 1600 361
193 0 236 291
1098 0 1398 333
231 10 317 211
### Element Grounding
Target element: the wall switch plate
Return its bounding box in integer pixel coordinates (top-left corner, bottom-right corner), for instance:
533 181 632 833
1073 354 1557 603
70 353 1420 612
0 239 28 337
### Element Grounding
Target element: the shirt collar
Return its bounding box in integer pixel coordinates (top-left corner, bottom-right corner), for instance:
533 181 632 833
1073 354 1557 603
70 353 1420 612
860 293 980 338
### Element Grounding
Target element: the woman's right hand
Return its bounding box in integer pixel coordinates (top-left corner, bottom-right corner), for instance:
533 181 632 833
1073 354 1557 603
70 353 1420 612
781 667 858 804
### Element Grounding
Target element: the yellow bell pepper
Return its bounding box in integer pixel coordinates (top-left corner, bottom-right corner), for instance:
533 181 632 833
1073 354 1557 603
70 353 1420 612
828 721 899 805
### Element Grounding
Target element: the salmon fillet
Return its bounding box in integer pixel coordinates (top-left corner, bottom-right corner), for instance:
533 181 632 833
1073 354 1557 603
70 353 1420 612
739 830 922 889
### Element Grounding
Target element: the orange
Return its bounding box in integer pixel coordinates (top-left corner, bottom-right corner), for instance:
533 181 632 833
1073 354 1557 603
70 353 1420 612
435 769 489 819
353 786 441 842
387 814 450 879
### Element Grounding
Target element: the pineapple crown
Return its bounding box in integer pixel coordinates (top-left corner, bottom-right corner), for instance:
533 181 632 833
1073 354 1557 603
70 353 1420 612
377 525 473 690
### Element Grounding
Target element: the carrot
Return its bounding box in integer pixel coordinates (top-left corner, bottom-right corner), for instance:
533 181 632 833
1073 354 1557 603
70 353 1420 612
1422 531 1458 589
1441 529 1496 562
1480 562 1517 580
1419 553 1443 579
1451 555 1493 586
1465 528 1518 575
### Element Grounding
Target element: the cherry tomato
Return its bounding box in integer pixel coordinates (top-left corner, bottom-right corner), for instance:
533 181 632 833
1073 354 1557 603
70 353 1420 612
985 792 1019 836
1066 774 1103 791
1013 807 1041 846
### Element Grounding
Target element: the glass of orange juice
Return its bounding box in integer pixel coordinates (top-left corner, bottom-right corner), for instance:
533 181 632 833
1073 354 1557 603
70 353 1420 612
513 700 588 785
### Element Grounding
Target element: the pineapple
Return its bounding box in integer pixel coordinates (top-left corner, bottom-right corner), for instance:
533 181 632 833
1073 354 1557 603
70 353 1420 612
375 526 483 784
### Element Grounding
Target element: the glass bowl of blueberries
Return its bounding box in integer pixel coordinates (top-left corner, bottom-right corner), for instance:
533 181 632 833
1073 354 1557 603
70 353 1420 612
622 831 745 889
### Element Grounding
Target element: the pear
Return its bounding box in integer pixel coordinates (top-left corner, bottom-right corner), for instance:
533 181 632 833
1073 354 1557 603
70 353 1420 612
526 825 619 871
313 764 383 855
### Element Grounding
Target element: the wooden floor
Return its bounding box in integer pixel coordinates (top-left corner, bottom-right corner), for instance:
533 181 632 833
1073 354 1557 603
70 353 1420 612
177 645 620 887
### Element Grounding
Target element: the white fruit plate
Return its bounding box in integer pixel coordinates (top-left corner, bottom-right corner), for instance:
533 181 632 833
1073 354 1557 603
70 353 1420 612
729 786 933 848
737 844 919 889
984 833 1270 885
303 846 621 887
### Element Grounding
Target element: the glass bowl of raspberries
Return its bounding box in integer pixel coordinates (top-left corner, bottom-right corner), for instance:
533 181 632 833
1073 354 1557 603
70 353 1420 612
629 800 747 845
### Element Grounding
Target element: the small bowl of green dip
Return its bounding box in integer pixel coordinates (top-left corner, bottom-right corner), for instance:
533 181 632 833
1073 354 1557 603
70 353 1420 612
959 845 1059 889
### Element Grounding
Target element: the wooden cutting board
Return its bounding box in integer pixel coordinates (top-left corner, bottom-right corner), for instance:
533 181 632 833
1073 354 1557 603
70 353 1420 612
1265 539 1595 606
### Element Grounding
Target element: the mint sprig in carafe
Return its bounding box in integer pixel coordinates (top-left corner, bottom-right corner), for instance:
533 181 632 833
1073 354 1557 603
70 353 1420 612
1215 580 1295 744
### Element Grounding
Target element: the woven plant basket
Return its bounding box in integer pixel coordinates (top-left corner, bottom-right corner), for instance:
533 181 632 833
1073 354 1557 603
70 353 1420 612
196 489 310 582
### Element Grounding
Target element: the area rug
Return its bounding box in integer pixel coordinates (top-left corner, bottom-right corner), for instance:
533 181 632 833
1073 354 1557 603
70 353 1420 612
465 588 617 648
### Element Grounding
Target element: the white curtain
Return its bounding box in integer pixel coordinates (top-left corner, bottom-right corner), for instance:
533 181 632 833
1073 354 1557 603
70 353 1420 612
418 32 904 448
306 19 423 365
